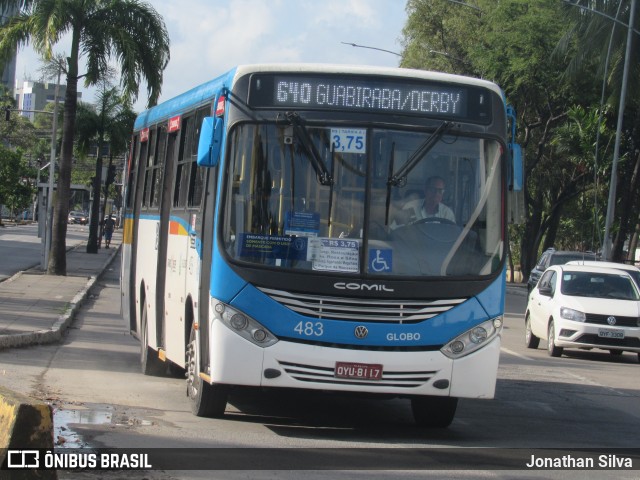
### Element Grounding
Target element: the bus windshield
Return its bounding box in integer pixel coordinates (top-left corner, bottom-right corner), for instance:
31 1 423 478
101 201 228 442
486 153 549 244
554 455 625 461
222 123 503 277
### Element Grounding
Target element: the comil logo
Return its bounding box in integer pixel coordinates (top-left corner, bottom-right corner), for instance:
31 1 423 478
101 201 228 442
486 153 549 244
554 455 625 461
334 282 394 292
7 450 39 469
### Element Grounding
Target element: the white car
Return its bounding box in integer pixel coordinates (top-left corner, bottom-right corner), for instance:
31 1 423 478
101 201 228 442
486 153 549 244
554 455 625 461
525 264 640 361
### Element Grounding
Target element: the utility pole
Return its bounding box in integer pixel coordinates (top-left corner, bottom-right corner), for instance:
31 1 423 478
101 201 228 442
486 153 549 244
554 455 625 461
603 0 636 261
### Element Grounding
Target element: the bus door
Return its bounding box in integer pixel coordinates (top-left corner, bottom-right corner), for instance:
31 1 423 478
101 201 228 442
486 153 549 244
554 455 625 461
122 136 143 332
154 126 178 353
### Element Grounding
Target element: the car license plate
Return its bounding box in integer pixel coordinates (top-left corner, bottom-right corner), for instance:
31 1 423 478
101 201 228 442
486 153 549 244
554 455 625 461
598 328 625 339
335 362 383 380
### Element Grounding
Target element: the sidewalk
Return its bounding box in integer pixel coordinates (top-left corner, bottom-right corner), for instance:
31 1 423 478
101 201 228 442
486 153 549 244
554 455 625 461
0 231 121 350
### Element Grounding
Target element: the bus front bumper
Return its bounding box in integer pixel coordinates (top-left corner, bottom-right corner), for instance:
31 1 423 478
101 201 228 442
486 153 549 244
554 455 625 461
208 320 500 399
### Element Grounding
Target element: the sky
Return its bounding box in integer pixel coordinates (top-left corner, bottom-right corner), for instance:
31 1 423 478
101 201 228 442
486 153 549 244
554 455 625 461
14 0 408 112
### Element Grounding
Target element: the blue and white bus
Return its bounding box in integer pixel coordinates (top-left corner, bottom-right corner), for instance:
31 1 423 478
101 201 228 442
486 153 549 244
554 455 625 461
121 64 523 428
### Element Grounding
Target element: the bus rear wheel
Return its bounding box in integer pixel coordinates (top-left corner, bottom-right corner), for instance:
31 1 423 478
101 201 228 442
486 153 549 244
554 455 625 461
411 396 458 428
186 324 228 417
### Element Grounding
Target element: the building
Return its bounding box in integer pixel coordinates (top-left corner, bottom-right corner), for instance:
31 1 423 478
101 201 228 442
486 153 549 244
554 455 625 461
14 80 81 121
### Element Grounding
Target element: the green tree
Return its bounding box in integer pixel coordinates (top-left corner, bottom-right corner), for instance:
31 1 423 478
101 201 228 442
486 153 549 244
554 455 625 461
550 106 616 251
0 0 170 274
400 0 603 279
0 144 33 222
75 84 135 253
556 0 640 262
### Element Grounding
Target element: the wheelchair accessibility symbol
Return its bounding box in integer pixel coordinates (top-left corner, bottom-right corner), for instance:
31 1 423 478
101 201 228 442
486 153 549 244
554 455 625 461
369 249 392 272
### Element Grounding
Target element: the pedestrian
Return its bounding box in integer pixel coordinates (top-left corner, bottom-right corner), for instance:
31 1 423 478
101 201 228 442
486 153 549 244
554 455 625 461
104 215 115 248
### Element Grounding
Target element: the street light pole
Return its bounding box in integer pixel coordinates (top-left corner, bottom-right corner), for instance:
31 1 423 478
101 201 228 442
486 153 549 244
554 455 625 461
340 42 401 57
603 0 636 261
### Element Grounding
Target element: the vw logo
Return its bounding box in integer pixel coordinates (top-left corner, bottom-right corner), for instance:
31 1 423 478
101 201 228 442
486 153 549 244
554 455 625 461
354 326 368 339
607 316 617 326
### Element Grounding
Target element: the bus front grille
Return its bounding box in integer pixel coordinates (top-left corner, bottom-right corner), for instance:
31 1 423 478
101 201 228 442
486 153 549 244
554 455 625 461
258 287 466 324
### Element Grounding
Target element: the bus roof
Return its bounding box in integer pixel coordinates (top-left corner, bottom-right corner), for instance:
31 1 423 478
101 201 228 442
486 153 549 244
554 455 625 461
133 63 504 131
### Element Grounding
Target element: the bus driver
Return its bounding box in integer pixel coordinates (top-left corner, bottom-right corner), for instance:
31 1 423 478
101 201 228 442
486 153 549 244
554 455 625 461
394 175 456 226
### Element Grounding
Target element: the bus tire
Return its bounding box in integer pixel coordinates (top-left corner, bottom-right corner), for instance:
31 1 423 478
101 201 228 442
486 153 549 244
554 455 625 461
411 396 457 428
140 299 165 376
186 324 228 417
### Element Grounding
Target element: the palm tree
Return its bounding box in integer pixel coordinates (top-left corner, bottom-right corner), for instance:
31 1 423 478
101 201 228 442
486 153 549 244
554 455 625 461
0 0 170 274
75 83 135 253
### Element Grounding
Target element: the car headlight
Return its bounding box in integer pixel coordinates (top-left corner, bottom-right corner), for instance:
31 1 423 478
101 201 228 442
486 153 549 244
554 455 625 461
441 316 503 359
560 307 586 322
211 299 278 347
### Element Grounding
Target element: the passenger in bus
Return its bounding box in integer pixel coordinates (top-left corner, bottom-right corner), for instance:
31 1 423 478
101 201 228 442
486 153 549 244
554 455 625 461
392 176 456 227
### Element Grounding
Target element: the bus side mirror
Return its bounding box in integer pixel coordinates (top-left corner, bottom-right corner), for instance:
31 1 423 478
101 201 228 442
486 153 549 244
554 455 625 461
197 116 223 167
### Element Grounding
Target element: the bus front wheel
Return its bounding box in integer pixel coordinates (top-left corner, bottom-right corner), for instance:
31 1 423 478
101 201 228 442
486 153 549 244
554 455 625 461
186 324 228 417
411 396 458 428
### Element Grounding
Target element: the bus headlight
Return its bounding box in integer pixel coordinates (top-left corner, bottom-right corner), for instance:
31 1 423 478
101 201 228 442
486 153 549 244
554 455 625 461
441 316 502 359
211 299 278 347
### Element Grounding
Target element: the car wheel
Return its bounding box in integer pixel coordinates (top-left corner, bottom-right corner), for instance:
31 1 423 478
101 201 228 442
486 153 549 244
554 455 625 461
525 313 540 349
411 396 458 428
547 321 563 357
186 323 228 417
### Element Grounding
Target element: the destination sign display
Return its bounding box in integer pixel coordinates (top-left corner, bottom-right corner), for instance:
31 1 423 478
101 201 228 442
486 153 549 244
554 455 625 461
248 74 492 123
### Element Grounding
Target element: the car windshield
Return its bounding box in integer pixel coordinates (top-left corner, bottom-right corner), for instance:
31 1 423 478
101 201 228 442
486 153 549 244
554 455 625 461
561 271 640 300
222 123 504 278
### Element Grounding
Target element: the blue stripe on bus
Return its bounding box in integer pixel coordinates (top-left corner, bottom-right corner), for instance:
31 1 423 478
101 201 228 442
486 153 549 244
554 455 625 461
134 68 238 130
229 280 500 347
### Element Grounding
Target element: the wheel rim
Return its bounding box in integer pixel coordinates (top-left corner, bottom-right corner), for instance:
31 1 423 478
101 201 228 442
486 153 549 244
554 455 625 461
525 317 531 344
186 328 199 399
548 323 555 352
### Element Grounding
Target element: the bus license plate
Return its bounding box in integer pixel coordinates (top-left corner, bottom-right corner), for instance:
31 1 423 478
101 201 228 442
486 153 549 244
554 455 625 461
598 328 625 339
335 362 383 380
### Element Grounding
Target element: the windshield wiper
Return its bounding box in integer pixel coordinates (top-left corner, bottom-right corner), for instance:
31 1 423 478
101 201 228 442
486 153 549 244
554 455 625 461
285 112 332 186
387 121 453 186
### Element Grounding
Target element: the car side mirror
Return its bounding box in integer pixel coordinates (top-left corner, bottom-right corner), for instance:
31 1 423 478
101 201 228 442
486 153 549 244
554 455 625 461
538 286 553 297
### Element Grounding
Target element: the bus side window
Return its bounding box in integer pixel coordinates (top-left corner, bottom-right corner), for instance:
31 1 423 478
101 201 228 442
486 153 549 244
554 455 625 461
150 128 167 208
186 107 210 208
173 116 192 208
126 137 140 209
141 128 156 208
188 161 206 207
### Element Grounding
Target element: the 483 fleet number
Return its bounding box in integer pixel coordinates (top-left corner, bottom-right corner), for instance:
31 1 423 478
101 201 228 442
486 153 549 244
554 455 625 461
294 321 324 337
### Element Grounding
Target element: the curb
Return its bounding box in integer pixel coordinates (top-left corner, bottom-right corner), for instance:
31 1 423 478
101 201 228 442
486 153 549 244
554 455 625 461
0 386 55 479
0 245 120 350
0 386 54 450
